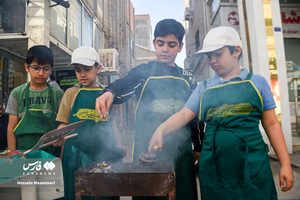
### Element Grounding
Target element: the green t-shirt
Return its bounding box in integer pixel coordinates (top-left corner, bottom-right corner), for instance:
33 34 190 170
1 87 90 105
6 83 64 120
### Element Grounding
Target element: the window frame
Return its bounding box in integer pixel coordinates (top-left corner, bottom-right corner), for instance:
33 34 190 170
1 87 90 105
207 0 238 24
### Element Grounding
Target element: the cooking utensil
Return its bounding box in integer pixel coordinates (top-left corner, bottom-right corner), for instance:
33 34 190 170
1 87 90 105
0 121 85 162
75 162 176 199
138 151 158 163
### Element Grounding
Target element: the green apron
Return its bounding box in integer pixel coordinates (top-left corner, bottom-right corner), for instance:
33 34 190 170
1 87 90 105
199 73 277 200
14 82 60 157
133 62 198 200
62 85 122 200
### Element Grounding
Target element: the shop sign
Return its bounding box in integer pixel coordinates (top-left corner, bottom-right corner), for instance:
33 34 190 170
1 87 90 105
221 6 240 27
56 70 79 92
281 8 300 38
227 11 239 26
217 6 241 36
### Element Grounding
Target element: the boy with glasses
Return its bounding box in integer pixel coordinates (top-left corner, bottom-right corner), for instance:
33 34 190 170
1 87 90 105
6 45 64 157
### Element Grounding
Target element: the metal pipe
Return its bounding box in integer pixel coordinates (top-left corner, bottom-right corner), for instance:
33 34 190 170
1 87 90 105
295 96 299 136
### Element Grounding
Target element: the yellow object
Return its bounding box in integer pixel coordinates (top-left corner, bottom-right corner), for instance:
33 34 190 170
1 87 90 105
0 150 11 155
72 109 109 122
100 161 108 167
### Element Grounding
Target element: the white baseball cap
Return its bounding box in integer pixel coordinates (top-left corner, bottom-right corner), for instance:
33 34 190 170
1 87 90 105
195 26 242 54
68 46 101 67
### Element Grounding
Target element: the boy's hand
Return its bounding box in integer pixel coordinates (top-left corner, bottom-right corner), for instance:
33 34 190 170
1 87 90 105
148 130 164 152
118 144 127 157
53 123 68 147
280 164 294 192
53 137 66 147
95 91 114 119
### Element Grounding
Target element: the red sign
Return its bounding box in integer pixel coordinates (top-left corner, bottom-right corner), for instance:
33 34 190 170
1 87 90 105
228 11 239 25
282 10 300 24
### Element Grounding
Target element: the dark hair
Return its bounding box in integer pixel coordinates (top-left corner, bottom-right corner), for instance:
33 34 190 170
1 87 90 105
226 46 242 60
26 45 54 68
49 73 55 81
154 19 185 44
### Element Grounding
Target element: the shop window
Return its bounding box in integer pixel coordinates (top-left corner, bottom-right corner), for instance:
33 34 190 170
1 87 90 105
69 0 82 50
0 50 26 107
95 25 102 51
285 38 300 102
83 9 93 47
50 3 67 44
0 0 26 34
210 0 220 19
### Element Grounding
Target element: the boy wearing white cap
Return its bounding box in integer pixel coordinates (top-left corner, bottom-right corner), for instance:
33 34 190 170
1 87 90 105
148 26 294 199
56 46 125 200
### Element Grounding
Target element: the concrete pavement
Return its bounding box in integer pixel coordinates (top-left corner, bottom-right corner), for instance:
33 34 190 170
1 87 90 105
270 152 300 200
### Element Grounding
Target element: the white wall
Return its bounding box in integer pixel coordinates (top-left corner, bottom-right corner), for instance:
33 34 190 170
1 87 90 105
238 0 293 154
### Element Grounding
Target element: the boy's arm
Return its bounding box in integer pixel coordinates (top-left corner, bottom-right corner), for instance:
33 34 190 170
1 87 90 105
148 107 197 152
7 114 18 150
56 88 74 124
57 123 68 129
261 108 294 192
100 63 148 104
96 66 144 117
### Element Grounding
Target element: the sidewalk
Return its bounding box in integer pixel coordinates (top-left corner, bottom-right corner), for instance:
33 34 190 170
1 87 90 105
269 151 300 168
269 152 300 200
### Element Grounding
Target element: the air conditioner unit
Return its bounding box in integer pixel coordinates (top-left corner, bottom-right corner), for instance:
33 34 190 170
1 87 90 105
184 7 193 21
98 49 119 75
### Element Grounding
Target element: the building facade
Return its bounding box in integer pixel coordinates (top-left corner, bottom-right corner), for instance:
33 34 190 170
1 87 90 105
0 0 135 130
135 15 153 50
183 0 300 154
134 14 156 66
